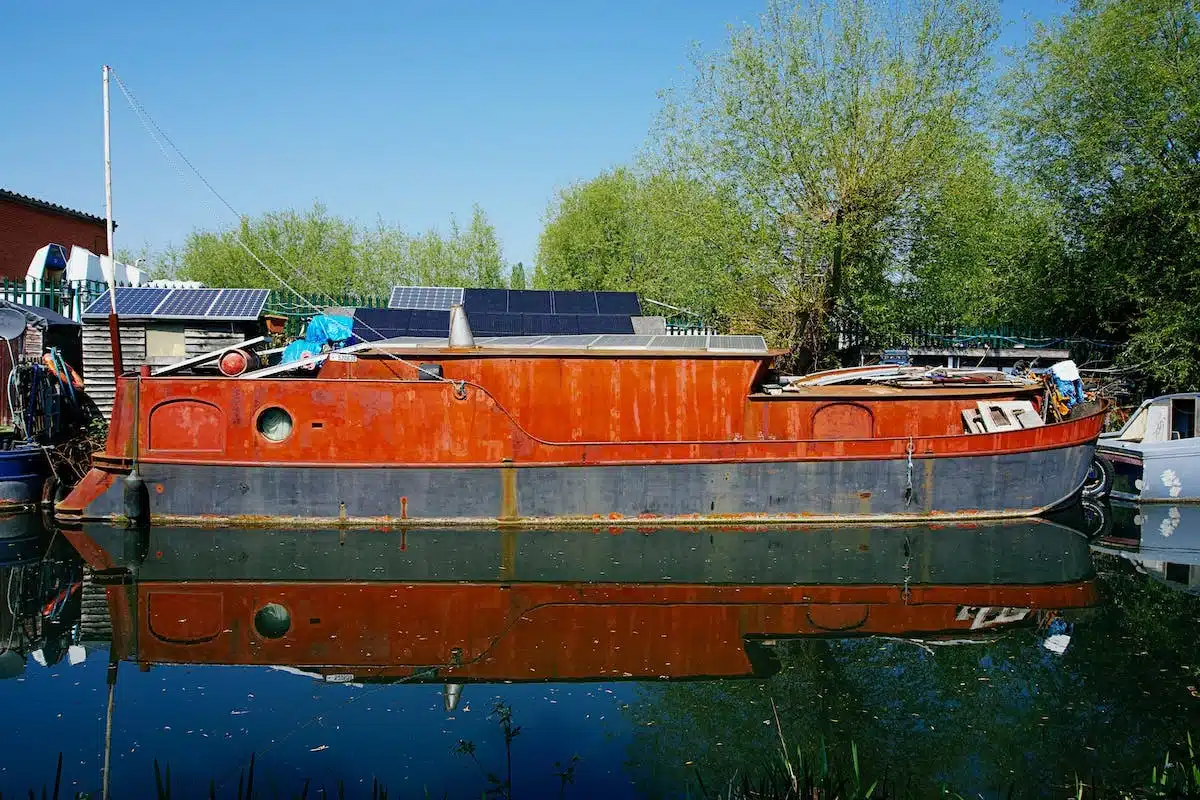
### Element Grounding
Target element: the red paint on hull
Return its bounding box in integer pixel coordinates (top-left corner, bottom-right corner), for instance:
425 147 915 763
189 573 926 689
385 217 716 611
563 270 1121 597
109 580 1097 681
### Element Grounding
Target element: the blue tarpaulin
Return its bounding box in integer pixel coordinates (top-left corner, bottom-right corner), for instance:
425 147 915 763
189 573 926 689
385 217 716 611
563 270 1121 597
281 314 355 365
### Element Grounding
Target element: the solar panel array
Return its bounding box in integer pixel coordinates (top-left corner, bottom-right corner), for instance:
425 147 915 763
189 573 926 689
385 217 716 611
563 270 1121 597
388 286 465 310
82 287 270 321
351 286 649 339
459 288 641 315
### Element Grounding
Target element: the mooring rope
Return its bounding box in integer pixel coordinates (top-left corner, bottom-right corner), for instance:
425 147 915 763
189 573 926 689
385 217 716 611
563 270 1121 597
111 70 457 385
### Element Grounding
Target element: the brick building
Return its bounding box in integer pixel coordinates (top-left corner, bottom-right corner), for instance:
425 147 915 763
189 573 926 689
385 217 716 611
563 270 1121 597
0 188 110 281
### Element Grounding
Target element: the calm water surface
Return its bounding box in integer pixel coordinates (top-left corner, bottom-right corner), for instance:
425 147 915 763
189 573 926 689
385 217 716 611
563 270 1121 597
1 503 1198 798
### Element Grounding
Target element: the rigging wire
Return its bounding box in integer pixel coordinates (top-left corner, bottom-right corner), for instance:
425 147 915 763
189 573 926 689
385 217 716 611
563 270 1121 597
109 70 451 382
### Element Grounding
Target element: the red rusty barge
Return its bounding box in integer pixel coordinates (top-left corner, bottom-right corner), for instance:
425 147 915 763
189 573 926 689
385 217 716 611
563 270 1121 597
58 333 1105 527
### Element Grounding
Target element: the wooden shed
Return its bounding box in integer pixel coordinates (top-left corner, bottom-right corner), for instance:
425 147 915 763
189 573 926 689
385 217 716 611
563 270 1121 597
82 287 267 419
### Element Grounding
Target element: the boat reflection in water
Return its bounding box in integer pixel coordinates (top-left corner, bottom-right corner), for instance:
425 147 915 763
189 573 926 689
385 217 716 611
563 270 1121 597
1092 501 1200 594
0 514 84 679
67 519 1099 695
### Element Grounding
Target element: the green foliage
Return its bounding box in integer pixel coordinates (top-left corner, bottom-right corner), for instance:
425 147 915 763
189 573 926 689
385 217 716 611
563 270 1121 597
508 261 528 290
166 202 509 301
652 0 1000 367
534 167 759 325
1004 0 1200 389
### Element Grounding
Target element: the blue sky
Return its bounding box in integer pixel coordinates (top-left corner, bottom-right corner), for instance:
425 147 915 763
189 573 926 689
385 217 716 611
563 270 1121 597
1 0 1059 275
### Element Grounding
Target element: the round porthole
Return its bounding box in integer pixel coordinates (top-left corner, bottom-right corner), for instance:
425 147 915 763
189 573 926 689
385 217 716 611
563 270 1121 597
254 603 291 639
256 407 293 442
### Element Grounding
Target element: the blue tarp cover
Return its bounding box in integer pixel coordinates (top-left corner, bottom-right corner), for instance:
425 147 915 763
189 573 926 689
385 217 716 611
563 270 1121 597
281 314 354 365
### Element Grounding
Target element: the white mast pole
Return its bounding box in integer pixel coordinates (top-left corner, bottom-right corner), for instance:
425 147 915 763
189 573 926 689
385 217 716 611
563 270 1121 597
102 65 124 375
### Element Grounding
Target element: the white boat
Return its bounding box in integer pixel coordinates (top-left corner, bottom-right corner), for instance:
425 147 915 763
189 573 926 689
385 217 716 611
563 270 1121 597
1088 393 1200 502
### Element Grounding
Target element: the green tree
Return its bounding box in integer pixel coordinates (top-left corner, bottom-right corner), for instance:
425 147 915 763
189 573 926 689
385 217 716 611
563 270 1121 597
654 0 999 367
535 167 757 325
509 261 527 290
1004 0 1200 388
534 168 640 291
167 202 507 302
462 205 505 288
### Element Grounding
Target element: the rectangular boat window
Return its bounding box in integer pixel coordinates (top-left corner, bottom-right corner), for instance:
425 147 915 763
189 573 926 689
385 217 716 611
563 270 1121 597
1170 398 1196 440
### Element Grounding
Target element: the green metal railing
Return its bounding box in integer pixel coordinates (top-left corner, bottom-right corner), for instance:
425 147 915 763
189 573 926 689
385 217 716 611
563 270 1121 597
0 277 111 320
263 290 388 337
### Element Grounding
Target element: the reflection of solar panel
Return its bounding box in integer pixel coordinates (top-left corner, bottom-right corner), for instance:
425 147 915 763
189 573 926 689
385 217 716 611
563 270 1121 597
207 289 270 320
389 286 464 310
83 287 174 317
551 291 598 314
595 291 641 315
463 288 509 313
154 288 222 317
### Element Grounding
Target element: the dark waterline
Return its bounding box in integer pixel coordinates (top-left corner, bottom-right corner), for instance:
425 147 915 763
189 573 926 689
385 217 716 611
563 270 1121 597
1 502 1198 798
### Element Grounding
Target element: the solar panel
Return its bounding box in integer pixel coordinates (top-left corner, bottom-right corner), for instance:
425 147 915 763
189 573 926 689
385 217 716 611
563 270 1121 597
82 287 173 317
595 291 641 315
508 290 552 314
650 335 709 349
207 289 269 320
541 334 602 347
551 291 598 314
522 314 578 335
407 309 451 336
463 288 509 313
155 288 222 318
591 334 655 348
389 286 464 310
468 312 524 335
708 335 769 353
350 308 412 342
119 287 173 315
576 314 635 334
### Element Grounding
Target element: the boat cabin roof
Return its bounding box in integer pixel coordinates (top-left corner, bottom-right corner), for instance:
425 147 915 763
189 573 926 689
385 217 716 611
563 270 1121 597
349 333 774 355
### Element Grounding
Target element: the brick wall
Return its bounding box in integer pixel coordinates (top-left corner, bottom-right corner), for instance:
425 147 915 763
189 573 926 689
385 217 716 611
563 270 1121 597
0 198 108 280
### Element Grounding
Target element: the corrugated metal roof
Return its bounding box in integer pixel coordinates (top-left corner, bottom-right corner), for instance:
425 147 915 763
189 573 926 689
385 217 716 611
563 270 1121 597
0 188 111 227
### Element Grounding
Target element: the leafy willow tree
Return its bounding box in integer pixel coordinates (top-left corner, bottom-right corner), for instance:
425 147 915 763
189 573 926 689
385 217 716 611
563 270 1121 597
534 167 759 323
166 202 508 299
652 0 1001 368
1004 0 1200 389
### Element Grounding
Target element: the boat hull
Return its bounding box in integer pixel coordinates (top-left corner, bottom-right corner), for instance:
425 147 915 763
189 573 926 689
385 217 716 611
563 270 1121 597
64 441 1096 526
1098 439 1200 503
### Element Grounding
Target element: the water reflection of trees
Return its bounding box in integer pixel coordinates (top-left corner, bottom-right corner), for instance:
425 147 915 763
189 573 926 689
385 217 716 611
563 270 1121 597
626 556 1200 798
